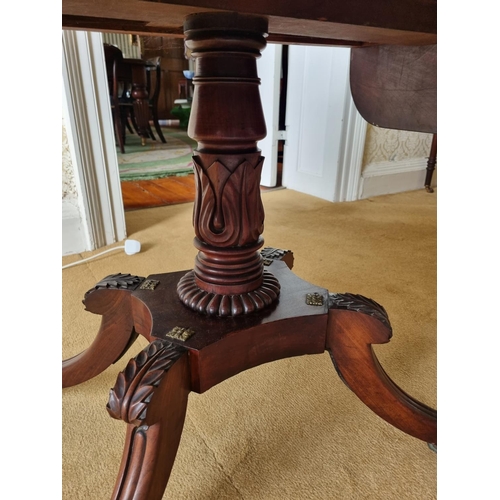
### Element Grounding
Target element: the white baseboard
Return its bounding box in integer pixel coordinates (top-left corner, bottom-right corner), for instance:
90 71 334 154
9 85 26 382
62 201 89 256
358 158 436 199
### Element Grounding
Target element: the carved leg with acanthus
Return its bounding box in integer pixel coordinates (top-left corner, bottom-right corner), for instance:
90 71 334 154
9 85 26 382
326 293 437 445
107 339 191 500
62 274 146 388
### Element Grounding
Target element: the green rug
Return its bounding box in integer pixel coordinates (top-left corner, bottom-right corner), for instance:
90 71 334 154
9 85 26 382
117 127 197 181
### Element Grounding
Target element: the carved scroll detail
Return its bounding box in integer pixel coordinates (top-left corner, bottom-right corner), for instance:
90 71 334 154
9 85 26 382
328 293 392 334
85 273 145 299
107 340 186 425
260 247 294 268
192 154 265 248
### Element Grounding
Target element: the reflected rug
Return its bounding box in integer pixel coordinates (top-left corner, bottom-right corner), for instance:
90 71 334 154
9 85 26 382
117 127 197 181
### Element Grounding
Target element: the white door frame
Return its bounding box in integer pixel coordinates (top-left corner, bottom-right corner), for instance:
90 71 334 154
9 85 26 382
335 92 368 202
257 43 282 187
62 29 126 251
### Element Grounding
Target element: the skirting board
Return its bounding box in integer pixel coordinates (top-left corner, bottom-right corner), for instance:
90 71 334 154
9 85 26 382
358 157 436 199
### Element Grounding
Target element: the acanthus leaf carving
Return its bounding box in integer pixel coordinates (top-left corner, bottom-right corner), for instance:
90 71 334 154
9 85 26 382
107 339 187 425
85 273 145 300
260 247 294 268
192 154 265 248
328 293 392 335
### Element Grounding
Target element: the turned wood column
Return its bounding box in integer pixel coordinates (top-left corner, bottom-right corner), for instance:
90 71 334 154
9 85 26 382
177 13 280 317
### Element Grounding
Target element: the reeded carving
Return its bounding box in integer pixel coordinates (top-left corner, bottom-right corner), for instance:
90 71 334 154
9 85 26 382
107 340 186 425
192 153 265 248
328 293 392 334
177 269 280 317
86 273 144 296
260 247 293 267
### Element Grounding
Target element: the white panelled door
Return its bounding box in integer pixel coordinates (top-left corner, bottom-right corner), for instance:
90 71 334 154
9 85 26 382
283 45 362 202
257 43 282 187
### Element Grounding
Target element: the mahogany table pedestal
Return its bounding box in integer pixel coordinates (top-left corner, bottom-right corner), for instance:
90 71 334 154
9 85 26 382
62 13 437 500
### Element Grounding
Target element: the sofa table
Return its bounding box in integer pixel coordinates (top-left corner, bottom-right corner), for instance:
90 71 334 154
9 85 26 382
62 4 437 499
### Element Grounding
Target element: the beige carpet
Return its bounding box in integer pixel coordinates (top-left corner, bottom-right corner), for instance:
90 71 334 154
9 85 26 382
62 188 437 499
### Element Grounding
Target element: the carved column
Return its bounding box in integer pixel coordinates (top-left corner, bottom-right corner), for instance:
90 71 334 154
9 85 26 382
177 13 280 317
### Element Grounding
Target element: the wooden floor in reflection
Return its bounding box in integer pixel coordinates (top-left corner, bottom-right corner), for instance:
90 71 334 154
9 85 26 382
121 173 282 211
121 174 197 211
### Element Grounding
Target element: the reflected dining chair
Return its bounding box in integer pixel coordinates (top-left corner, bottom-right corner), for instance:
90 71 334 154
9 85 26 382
145 57 167 144
103 43 134 153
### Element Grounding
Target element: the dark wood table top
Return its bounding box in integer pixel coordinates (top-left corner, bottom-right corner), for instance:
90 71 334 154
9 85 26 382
66 2 437 133
62 0 436 47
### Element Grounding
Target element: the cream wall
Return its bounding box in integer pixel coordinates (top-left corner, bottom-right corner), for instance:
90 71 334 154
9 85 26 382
362 126 432 166
62 114 88 255
358 125 435 198
62 117 77 202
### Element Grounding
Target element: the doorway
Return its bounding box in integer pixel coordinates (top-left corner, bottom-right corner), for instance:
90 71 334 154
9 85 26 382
103 34 198 211
62 30 365 254
101 33 284 211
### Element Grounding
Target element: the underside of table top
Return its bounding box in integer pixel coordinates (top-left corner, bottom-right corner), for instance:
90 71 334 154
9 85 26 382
62 0 436 47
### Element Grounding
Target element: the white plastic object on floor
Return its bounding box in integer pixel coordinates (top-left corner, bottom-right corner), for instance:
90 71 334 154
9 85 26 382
62 240 141 269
